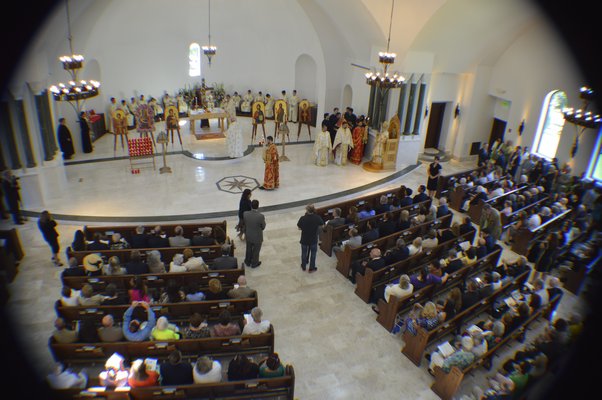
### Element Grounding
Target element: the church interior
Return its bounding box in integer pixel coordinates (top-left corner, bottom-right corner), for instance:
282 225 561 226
0 0 600 399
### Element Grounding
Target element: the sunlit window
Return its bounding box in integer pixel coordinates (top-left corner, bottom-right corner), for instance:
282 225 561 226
532 90 567 160
189 43 201 77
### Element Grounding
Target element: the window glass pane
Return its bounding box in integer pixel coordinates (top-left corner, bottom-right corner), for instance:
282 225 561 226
534 90 567 160
189 43 201 77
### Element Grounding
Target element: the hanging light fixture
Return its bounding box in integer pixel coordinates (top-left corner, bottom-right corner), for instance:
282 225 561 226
201 0 217 66
562 86 601 158
49 0 100 108
365 0 404 89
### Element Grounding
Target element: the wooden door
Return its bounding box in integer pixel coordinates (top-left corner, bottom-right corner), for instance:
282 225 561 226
424 102 445 149
489 118 506 148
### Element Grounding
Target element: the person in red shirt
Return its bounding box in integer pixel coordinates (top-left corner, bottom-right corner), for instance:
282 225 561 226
128 359 159 387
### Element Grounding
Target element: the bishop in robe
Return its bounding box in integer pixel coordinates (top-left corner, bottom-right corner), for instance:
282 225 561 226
313 124 332 167
332 121 354 165
364 121 388 170
226 116 244 158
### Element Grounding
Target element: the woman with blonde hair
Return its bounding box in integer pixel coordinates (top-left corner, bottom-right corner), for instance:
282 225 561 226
204 278 226 300
405 301 440 335
146 250 165 273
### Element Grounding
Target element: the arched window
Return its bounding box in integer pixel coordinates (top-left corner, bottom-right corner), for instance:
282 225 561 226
189 43 201 77
532 90 567 160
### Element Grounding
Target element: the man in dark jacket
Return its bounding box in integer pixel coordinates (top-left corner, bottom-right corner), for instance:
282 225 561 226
297 204 324 272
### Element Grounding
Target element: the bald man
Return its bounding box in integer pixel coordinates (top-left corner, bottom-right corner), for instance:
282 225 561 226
226 275 257 299
350 247 386 284
98 314 124 342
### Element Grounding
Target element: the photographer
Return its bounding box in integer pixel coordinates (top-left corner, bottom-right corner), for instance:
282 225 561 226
1 170 24 225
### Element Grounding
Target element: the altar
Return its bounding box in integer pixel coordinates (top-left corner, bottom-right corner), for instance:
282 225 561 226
189 108 227 140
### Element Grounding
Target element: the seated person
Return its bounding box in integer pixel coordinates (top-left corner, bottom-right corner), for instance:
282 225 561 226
109 233 130 250
421 229 439 251
378 211 397 238
128 359 159 387
82 253 103 277
362 220 379 242
338 228 362 251
397 209 411 231
191 227 217 246
46 362 87 389
147 226 170 248
61 257 86 280
437 227 456 243
87 232 109 250
78 283 108 306
70 230 86 252
122 301 156 341
52 317 78 343
350 248 385 284
183 313 211 338
383 238 409 265
433 336 477 374
99 353 129 388
258 353 285 378
158 279 185 303
461 279 481 310
227 275 257 299
210 245 239 270
125 250 149 275
60 286 81 306
169 225 191 247
441 249 464 274
102 283 128 305
169 253 187 273
227 354 259 381
477 272 495 299
459 216 474 235
183 283 206 302
151 316 181 340
475 238 488 259
345 206 360 225
403 301 440 335
460 247 478 265
103 256 126 275
437 288 462 321
204 278 227 300
193 356 222 383
407 237 423 256
410 264 447 291
130 225 148 248
374 195 391 215
437 197 451 218
325 207 345 228
242 306 271 335
160 350 193 385
398 185 413 206
182 248 208 272
372 274 414 314
128 275 150 303
211 310 241 337
358 203 376 220
412 185 429 204
98 314 125 342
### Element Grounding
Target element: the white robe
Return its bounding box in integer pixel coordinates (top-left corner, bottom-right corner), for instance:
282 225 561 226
120 104 134 127
241 94 253 112
332 127 354 165
313 130 332 166
177 97 188 115
226 121 244 158
254 95 265 104
225 100 237 120
265 98 275 118
289 95 299 122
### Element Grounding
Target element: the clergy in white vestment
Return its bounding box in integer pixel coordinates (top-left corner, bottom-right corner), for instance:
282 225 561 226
254 92 265 104
163 94 175 109
232 92 242 111
176 95 189 115
225 96 237 120
288 90 300 122
313 124 332 166
108 97 119 132
226 116 245 158
120 100 134 127
265 94 275 119
241 90 253 113
332 121 354 165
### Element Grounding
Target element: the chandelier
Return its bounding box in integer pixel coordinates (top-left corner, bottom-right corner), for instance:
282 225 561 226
562 86 601 158
49 0 100 108
202 0 217 66
365 0 404 89
562 86 601 129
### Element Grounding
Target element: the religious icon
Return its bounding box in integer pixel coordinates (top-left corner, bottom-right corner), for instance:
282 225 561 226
165 106 179 130
274 99 288 138
297 100 311 140
112 109 129 151
251 101 266 143
135 103 156 146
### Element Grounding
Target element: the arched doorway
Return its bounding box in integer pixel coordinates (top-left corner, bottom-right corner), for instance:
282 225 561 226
342 85 352 109
294 54 317 104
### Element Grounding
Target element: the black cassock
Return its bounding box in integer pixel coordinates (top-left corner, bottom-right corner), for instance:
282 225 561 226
57 124 75 159
79 118 93 153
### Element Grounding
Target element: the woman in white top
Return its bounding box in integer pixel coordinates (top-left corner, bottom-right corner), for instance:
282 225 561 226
193 356 222 383
470 331 488 358
407 237 423 256
385 274 413 303
242 307 271 335
169 254 187 273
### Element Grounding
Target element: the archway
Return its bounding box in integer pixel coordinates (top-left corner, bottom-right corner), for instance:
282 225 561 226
294 54 317 104
342 84 353 109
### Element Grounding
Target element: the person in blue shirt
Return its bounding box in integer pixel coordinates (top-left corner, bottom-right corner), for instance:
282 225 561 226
122 301 156 341
357 204 375 220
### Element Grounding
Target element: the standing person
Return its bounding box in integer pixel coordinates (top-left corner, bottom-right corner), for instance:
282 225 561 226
332 121 354 166
38 210 63 266
2 170 24 225
56 118 75 159
478 143 489 167
297 204 324 272
260 136 279 190
79 111 93 153
225 116 244 158
288 90 300 123
313 124 332 166
349 116 367 165
243 199 265 268
426 156 442 197
236 189 253 240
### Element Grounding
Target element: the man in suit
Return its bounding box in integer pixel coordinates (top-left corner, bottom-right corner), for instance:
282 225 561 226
227 275 257 299
130 226 148 249
243 199 265 268
437 197 451 218
125 250 149 275
412 185 429 204
324 207 345 228
168 225 191 247
297 204 324 272
210 245 238 270
191 227 216 246
378 211 397 238
350 248 386 284
147 226 169 248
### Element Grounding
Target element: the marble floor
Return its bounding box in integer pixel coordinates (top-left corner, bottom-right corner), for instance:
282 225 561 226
0 140 586 399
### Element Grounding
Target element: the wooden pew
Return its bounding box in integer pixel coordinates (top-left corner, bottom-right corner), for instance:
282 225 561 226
56 297 258 325
315 187 401 223
335 213 453 279
435 167 483 199
66 245 223 266
467 185 528 222
401 268 530 366
431 295 561 400
354 227 478 303
319 198 431 257
49 324 274 365
447 178 502 212
375 246 502 331
510 209 572 255
83 221 227 242
500 195 549 229
62 269 244 292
